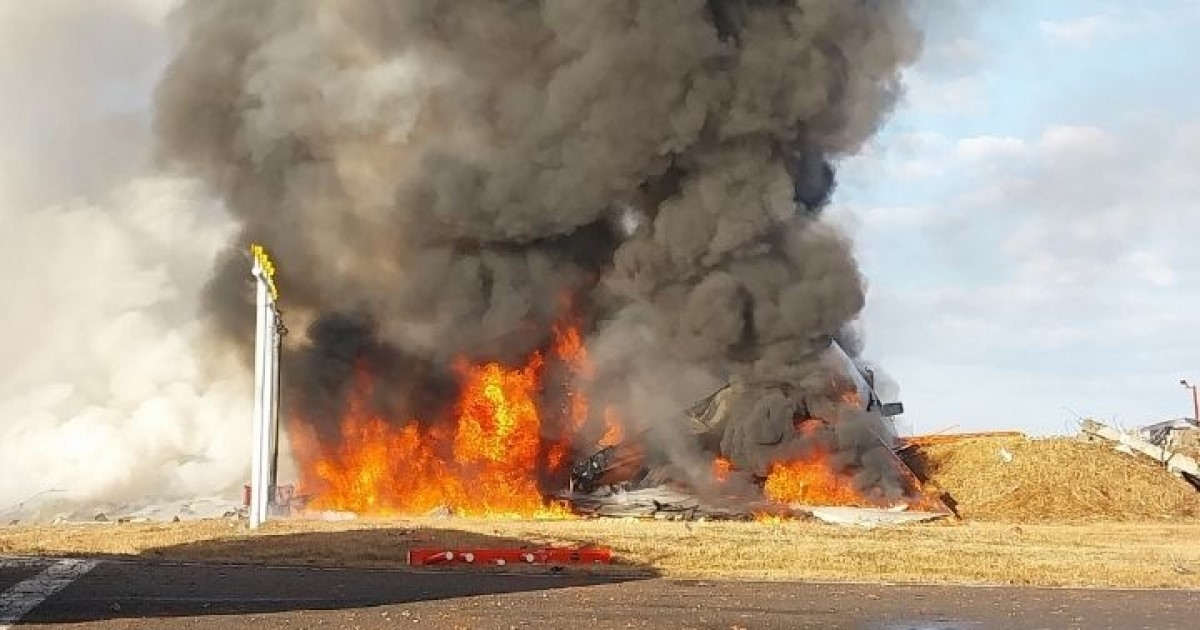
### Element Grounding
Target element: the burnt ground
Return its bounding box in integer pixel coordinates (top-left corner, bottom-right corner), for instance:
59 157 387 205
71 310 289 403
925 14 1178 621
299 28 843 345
2 557 1197 630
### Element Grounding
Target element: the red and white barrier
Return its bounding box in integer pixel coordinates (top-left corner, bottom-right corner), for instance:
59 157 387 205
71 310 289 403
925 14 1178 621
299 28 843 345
407 547 612 567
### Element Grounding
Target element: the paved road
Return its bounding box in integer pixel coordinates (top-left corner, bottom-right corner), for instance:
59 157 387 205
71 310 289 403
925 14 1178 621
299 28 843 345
2 557 1196 629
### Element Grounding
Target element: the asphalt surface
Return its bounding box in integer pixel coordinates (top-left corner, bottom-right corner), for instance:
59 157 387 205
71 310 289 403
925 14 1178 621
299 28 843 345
0 557 44 592
2 557 1197 629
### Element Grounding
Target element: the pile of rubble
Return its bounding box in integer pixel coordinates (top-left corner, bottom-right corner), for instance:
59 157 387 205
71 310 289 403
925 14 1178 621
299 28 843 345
901 420 1200 522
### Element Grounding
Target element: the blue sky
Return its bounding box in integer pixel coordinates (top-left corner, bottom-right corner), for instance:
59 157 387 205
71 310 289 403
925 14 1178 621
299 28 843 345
835 1 1200 434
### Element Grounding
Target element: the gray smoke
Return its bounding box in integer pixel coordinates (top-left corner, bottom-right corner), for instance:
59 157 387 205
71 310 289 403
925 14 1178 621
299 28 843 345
155 0 922 497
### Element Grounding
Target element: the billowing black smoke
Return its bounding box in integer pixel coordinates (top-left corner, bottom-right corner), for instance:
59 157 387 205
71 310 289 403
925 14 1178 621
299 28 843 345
154 0 921 498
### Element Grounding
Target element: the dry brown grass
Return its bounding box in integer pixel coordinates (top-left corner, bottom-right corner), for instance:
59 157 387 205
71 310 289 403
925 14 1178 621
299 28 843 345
3 517 1200 589
4 435 1197 589
907 436 1200 522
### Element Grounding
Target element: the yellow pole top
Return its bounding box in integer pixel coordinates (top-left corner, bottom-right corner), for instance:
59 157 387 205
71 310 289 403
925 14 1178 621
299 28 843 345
250 243 279 301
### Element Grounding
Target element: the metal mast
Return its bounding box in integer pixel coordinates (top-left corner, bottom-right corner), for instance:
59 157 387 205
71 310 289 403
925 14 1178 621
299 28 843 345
249 244 281 530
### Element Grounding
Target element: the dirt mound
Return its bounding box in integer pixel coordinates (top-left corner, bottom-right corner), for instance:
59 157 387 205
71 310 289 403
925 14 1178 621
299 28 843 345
906 436 1200 522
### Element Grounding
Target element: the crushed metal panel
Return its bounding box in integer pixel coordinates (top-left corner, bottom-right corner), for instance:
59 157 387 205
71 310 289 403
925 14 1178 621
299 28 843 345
1081 419 1200 480
798 506 950 528
559 486 785 521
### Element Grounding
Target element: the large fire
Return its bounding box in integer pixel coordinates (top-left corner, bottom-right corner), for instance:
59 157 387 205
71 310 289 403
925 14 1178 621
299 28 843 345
289 320 615 518
288 326 936 517
758 389 874 507
761 453 867 507
759 398 944 510
760 447 945 512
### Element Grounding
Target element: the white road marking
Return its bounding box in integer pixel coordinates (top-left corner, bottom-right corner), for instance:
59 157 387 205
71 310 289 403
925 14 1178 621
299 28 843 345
0 558 96 629
0 559 46 570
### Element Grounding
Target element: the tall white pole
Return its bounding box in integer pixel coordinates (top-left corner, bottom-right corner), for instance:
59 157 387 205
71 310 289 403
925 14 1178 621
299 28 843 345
255 303 276 525
249 257 270 529
268 313 282 489
250 244 282 530
262 307 280 510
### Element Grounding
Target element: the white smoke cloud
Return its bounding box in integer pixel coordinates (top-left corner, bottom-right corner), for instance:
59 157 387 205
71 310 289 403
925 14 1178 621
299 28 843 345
0 180 250 508
0 0 251 515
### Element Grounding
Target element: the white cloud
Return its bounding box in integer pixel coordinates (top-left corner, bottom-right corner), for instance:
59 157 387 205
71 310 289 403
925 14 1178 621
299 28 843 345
868 205 940 229
842 2 1200 433
954 135 1029 163
1001 123 1195 282
1040 14 1124 47
1039 10 1167 48
902 71 988 117
836 132 958 193
906 0 989 78
918 35 987 77
1125 251 1178 288
863 266 1200 432
850 111 1200 430
832 203 937 235
1038 125 1116 160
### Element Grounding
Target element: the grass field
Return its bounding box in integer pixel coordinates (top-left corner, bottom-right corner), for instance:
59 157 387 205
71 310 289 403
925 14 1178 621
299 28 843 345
5 436 1196 588
4 516 1199 589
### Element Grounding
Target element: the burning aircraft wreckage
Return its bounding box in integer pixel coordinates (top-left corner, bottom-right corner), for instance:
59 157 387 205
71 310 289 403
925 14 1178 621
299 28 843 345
564 341 946 521
157 0 948 523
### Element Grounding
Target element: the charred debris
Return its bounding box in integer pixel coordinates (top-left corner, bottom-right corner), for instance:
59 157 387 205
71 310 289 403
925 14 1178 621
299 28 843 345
562 340 947 520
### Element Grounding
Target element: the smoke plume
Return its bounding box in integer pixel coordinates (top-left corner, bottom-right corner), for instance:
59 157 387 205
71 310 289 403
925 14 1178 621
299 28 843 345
154 1 922 496
0 0 253 517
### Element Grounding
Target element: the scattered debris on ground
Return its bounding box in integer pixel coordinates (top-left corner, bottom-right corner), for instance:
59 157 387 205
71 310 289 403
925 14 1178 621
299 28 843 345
0 497 247 527
1081 419 1200 486
1137 416 1200 457
800 506 948 528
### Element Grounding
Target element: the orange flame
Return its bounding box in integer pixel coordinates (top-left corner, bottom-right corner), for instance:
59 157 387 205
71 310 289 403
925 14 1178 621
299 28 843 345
598 408 625 447
293 323 596 518
543 321 592 474
767 407 876 507
289 319 935 517
762 456 867 507
766 406 947 511
712 457 732 483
